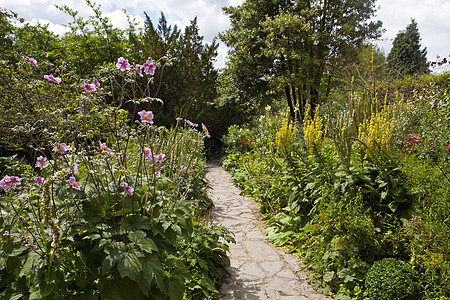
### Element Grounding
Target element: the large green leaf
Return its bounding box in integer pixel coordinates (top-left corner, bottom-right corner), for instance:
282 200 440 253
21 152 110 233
166 273 186 300
142 255 164 292
117 248 143 281
128 230 158 254
323 271 335 282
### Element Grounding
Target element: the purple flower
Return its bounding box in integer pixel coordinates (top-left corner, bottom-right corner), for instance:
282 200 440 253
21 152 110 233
55 143 70 154
143 59 156 75
25 243 38 249
36 156 47 168
180 165 188 171
135 65 143 77
116 57 131 72
82 83 96 92
143 147 153 159
138 110 154 124
0 175 21 192
44 74 61 84
184 119 195 127
154 153 165 163
26 57 37 66
100 142 112 153
34 176 45 185
93 77 101 88
68 176 81 191
202 123 209 136
18 216 25 221
121 182 133 196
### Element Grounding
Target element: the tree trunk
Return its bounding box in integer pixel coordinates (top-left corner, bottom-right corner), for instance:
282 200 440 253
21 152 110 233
285 86 295 119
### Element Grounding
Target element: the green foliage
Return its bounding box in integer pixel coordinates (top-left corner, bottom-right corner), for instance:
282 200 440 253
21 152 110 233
0 1 224 140
365 258 419 300
222 76 450 298
220 0 383 119
0 57 232 300
387 19 428 76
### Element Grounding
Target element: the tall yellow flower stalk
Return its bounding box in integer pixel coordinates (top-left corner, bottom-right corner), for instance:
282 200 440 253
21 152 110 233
276 107 296 152
358 102 395 158
304 104 325 150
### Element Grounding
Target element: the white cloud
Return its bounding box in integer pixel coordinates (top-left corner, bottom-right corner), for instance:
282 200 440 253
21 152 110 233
374 0 450 64
4 0 447 69
0 0 239 68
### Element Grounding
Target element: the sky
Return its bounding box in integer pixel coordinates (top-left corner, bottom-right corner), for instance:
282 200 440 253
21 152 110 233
0 0 449 70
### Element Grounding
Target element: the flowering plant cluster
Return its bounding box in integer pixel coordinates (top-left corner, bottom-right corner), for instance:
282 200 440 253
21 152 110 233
240 138 254 144
0 56 231 300
401 133 423 153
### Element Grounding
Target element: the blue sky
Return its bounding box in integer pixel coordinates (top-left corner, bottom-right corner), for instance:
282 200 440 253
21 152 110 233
0 0 448 70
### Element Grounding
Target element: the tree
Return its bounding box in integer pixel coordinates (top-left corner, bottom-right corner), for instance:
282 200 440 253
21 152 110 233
129 13 218 126
387 19 428 76
57 0 129 78
220 0 383 119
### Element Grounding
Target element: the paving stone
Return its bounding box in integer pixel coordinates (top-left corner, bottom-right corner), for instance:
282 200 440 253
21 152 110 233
260 261 284 276
246 230 266 240
241 262 264 278
275 269 299 279
206 162 333 300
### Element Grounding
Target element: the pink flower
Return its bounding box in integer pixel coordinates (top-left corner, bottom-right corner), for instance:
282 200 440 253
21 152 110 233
180 165 188 171
26 57 37 66
44 74 61 84
36 156 47 168
184 119 195 127
135 65 143 77
93 77 101 88
99 142 111 153
25 243 38 249
202 123 209 136
82 83 96 92
116 57 131 71
122 182 133 196
143 59 156 75
55 143 70 154
0 175 21 192
143 147 153 159
154 153 165 163
68 176 81 191
138 110 154 124
446 144 450 149
35 176 45 185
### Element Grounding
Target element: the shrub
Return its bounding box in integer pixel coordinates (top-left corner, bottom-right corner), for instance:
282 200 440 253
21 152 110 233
0 56 233 300
365 258 419 300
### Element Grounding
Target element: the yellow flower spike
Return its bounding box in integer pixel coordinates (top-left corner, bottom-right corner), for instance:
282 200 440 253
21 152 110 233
276 107 296 153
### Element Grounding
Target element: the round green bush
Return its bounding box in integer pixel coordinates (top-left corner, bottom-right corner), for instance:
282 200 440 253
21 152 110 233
365 258 419 300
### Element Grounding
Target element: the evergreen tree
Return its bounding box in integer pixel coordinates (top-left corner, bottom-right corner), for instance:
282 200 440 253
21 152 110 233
220 0 383 120
387 19 428 76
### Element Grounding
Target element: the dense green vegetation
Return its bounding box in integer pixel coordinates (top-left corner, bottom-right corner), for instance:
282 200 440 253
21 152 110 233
1 0 450 299
222 71 450 298
0 2 236 298
0 51 235 299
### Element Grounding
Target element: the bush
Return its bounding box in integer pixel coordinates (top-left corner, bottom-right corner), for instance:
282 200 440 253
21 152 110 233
0 56 233 300
365 258 418 300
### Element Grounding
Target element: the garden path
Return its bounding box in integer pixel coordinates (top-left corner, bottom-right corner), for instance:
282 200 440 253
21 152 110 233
206 161 332 300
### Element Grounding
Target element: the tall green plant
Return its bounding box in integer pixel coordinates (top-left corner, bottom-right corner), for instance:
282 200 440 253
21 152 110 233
0 56 232 299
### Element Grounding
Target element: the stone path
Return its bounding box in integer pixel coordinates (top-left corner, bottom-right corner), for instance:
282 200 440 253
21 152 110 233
206 162 332 300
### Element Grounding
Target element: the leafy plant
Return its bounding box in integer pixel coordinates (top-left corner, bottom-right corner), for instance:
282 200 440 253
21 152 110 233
0 56 232 300
365 258 419 300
